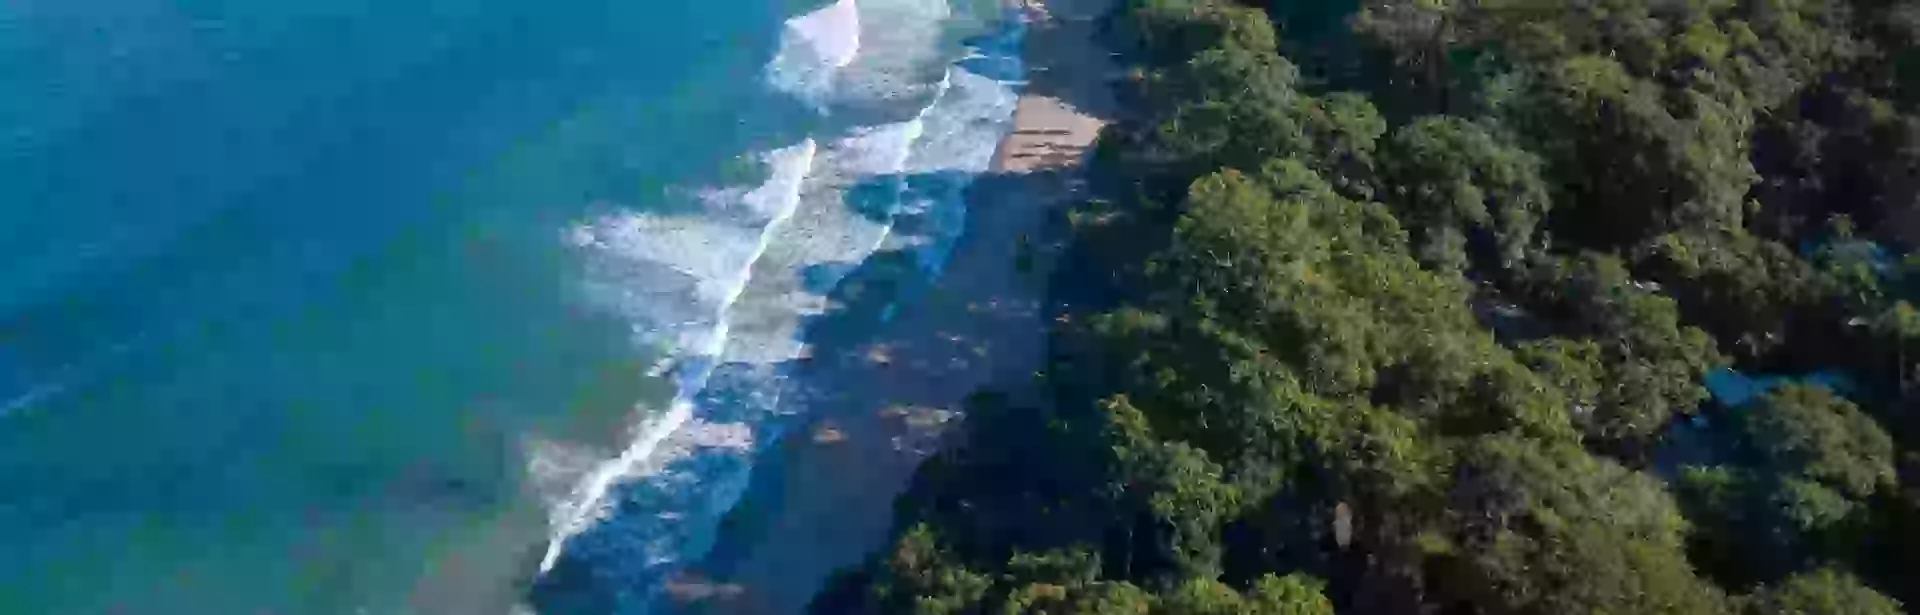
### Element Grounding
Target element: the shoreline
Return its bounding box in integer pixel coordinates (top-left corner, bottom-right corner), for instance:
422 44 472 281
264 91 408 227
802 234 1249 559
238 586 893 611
664 1 1118 613
991 0 1115 174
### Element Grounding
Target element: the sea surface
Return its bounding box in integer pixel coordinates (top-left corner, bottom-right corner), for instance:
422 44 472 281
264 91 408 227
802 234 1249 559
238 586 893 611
0 0 1023 613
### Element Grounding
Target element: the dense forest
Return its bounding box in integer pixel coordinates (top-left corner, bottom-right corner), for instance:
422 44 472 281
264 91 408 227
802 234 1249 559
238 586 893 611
811 0 1920 613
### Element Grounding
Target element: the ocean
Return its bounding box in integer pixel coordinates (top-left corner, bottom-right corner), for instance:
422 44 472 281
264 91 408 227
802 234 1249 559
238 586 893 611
0 0 1023 613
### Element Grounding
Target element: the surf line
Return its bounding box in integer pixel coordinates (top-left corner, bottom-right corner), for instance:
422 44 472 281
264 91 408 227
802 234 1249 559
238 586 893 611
534 0 872 572
538 139 819 573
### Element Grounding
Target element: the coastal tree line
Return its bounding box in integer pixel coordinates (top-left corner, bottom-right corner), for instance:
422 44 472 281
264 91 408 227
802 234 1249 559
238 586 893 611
810 0 1920 613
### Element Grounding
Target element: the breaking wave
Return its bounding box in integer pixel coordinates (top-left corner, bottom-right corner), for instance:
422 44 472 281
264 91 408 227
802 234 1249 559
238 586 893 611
765 0 862 104
529 1 1026 612
539 138 818 574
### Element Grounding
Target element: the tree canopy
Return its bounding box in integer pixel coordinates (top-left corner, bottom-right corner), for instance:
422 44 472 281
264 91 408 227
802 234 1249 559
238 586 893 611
814 0 1920 613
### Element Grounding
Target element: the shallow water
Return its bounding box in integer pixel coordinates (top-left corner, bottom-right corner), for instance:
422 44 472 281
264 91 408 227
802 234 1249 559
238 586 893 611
0 1 1022 613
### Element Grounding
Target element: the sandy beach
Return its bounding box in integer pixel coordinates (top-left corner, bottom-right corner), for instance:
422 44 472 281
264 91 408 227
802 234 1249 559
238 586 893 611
993 94 1108 172
993 0 1116 173
664 2 1118 614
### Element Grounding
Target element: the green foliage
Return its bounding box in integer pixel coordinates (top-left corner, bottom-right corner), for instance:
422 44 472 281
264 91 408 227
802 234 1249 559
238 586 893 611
1515 338 1607 426
1871 300 1920 346
823 0 1920 613
1637 231 1817 361
1060 583 1156 615
1159 575 1332 615
880 525 995 615
1116 0 1387 198
1438 436 1733 615
1442 0 1856 106
1154 163 1572 439
1006 550 1103 589
1519 254 1725 448
1812 232 1891 316
1744 568 1905 615
1102 396 1243 581
1381 115 1552 272
1352 0 1462 111
1738 384 1897 499
1150 44 1310 173
1147 51 1384 193
1116 0 1277 67
1751 85 1920 249
1502 54 1758 247
1678 385 1899 583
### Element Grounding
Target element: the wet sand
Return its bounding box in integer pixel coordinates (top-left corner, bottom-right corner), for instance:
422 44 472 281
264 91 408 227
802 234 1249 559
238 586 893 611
667 2 1117 613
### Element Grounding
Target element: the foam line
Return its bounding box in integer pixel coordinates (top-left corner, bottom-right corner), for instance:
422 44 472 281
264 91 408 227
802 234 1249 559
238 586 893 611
532 0 1028 595
863 66 951 253
791 0 861 69
765 0 863 103
538 139 818 573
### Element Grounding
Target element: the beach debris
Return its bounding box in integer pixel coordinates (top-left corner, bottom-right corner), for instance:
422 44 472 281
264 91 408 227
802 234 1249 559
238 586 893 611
662 572 747 605
813 422 847 444
1334 502 1353 548
865 344 894 365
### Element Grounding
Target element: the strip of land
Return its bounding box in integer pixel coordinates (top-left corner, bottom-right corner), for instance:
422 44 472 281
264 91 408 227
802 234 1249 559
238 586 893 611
668 2 1116 613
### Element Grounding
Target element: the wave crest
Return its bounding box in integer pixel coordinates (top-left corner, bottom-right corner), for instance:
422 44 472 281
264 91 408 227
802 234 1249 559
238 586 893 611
540 139 817 573
533 2 1030 610
765 0 862 104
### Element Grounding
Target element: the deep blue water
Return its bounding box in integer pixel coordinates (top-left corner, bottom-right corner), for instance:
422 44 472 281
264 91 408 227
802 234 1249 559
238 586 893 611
0 0 1023 613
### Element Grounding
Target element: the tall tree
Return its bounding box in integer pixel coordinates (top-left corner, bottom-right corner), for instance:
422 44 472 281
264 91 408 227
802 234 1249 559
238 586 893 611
1435 436 1733 615
1744 568 1905 615
1380 116 1552 273
1678 384 1898 582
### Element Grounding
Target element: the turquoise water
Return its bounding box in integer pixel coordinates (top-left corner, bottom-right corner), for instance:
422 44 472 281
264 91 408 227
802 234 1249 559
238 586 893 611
0 0 1022 613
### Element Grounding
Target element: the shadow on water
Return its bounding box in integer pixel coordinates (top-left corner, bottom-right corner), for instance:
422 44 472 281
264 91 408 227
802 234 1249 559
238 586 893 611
844 171 981 227
526 163 1085 615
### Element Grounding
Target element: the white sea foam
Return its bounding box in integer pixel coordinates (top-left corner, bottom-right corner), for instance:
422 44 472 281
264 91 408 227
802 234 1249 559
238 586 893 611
539 139 816 573
534 0 1030 600
904 67 1015 177
714 118 925 368
793 0 863 68
564 141 817 355
711 69 965 370
888 65 1019 273
766 0 863 104
523 437 606 527
829 0 952 109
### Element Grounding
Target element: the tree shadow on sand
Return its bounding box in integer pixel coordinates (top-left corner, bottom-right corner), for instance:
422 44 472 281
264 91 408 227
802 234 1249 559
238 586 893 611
663 167 1084 615
526 164 1088 615
1007 0 1124 121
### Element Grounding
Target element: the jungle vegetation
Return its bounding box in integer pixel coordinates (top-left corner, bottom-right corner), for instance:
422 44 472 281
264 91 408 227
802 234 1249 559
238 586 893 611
813 1 1920 613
